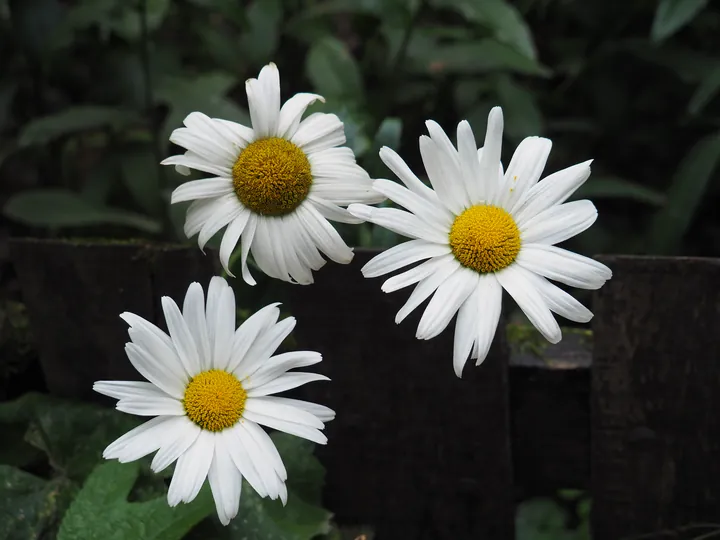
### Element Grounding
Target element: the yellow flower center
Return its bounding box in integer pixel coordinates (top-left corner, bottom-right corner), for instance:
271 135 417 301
448 204 521 273
232 137 312 216
183 369 247 432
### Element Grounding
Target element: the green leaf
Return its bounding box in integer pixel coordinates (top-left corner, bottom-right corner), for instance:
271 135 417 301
688 64 720 115
58 461 214 540
651 0 708 42
120 145 163 215
271 433 326 506
0 393 142 480
413 39 550 77
364 117 402 178
18 106 139 147
516 497 589 540
306 37 365 103
0 465 76 540
3 189 162 233
431 0 536 59
110 0 171 41
574 176 666 207
494 75 542 139
649 131 720 254
238 0 283 64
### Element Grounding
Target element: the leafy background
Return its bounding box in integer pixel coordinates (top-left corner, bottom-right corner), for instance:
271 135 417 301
0 0 719 538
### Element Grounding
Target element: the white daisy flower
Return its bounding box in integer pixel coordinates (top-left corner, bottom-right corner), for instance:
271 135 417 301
94 276 334 525
348 107 612 378
162 62 384 285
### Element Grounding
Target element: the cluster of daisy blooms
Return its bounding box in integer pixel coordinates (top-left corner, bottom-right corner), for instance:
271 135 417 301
97 63 612 524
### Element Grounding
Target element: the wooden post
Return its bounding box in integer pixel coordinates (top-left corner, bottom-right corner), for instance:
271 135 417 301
591 256 720 540
285 249 515 540
9 239 217 401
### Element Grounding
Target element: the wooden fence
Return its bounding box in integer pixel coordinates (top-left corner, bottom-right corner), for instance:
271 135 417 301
10 240 720 540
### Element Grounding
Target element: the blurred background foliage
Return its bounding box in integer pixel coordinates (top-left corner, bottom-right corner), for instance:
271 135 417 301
1 0 719 259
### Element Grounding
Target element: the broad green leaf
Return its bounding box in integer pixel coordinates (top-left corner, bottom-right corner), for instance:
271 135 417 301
18 106 139 147
431 0 536 59
57 461 213 540
494 75 542 138
516 497 590 540
155 73 248 149
3 189 162 233
413 39 550 77
0 465 76 540
110 0 171 41
306 37 364 103
271 433 326 506
688 64 720 115
238 0 283 64
649 131 720 254
651 0 708 42
120 145 163 215
574 176 666 207
0 392 141 480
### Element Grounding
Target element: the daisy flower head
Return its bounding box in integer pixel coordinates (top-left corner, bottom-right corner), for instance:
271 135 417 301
94 277 334 525
163 63 384 285
348 107 612 378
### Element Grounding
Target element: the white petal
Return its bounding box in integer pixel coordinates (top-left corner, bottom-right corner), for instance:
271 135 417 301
223 428 269 498
456 120 482 203
292 216 326 271
381 253 456 293
183 112 250 150
124 342 186 399
277 92 325 139
241 420 287 480
116 393 184 416
171 178 233 204
379 146 437 201
425 120 470 210
242 408 328 445
226 303 281 374
361 239 451 278
477 106 504 202
240 215 258 286
472 274 503 366
210 283 236 371
291 113 345 153
93 380 165 400
103 416 174 462
244 397 325 429
520 200 597 245
308 195 363 224
416 268 478 340
183 282 211 372
168 430 214 506
219 211 251 277
120 312 173 349
198 196 244 251
495 264 561 344
246 63 280 137
452 287 479 378
295 204 354 264
246 372 329 396
250 218 285 281
184 194 237 239
371 179 454 231
523 271 593 323
151 417 202 473
516 244 612 290
169 128 237 167
264 397 335 423
418 135 464 214
233 422 283 500
497 136 551 209
208 438 242 525
235 317 297 380
249 351 322 389
161 152 232 178
346 204 448 244
162 296 201 375
395 257 461 323
512 160 593 223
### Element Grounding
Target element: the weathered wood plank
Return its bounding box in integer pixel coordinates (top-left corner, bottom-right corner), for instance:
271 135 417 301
285 249 515 540
591 256 720 540
9 238 217 400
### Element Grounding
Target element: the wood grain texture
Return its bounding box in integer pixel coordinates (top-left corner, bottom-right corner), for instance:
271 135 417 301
9 238 217 400
591 256 720 540
284 249 515 540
